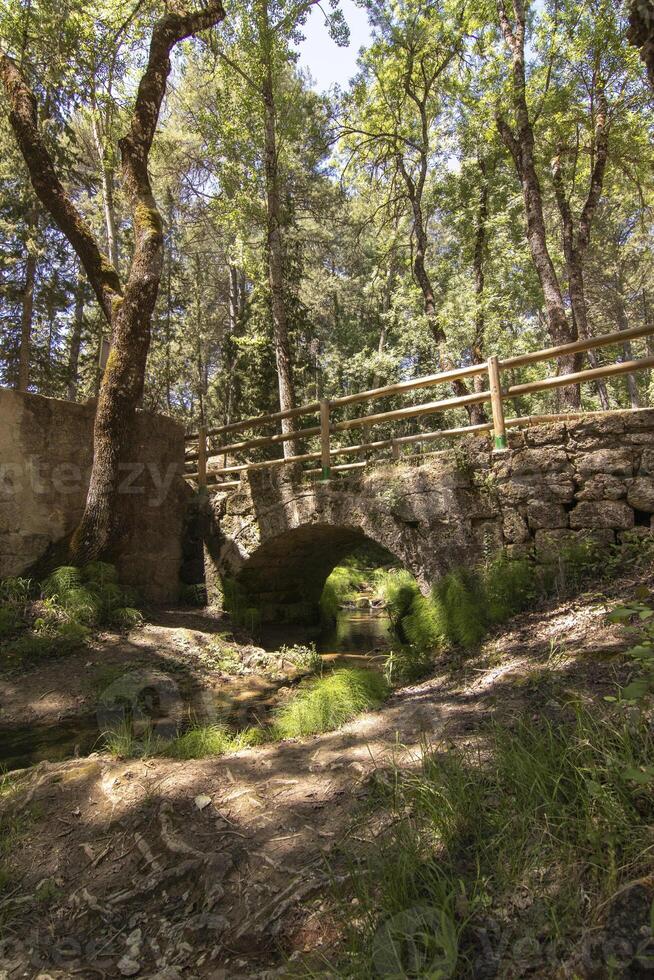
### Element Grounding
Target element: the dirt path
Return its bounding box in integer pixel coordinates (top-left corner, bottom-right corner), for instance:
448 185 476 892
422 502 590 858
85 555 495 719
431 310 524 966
0 583 635 979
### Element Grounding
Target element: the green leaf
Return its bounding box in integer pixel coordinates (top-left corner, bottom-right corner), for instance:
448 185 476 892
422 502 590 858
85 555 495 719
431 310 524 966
626 644 654 660
621 678 651 701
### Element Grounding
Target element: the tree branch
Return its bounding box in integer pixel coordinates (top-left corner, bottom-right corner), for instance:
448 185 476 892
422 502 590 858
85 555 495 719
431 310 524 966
0 49 122 323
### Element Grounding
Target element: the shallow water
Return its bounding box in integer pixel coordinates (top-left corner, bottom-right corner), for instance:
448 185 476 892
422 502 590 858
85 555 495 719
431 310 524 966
0 609 392 772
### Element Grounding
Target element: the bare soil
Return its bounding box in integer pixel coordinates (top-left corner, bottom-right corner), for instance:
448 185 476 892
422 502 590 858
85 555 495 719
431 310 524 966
0 573 644 979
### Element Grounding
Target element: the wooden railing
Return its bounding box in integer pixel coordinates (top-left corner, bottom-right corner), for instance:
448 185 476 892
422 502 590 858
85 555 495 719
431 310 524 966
184 323 654 491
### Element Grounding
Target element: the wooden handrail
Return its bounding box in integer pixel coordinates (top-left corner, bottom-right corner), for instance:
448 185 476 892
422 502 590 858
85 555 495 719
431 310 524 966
181 324 654 490
185 321 654 444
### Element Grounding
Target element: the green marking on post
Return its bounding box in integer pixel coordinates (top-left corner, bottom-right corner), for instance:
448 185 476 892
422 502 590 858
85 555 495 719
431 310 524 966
494 433 508 451
321 466 331 481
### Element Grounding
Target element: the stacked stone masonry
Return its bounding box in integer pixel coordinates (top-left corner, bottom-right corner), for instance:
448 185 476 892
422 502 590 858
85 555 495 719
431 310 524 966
209 409 654 621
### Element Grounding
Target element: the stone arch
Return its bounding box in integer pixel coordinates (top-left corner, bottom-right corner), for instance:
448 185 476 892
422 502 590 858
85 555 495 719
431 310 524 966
230 523 403 623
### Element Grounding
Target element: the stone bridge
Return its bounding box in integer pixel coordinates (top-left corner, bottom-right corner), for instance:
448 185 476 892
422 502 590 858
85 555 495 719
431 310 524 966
203 409 654 622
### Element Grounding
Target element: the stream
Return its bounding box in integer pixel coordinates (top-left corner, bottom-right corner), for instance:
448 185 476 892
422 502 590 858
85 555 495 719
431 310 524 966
0 608 393 773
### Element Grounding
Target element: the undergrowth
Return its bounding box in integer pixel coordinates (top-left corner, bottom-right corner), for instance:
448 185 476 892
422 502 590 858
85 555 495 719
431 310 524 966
377 533 654 682
333 705 654 977
320 562 372 624
0 562 143 670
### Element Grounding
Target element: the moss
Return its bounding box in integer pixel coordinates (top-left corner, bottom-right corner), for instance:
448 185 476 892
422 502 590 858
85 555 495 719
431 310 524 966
134 201 163 237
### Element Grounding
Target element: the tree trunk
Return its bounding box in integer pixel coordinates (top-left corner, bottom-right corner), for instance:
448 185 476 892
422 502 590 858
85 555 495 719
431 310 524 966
615 287 641 409
17 205 37 391
496 0 578 408
91 110 120 275
0 2 227 561
67 270 84 401
628 1 654 89
470 159 489 426
551 156 609 409
260 3 297 457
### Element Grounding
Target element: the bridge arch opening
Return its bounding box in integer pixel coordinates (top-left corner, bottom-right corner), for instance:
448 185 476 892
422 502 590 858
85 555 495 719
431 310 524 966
225 523 404 625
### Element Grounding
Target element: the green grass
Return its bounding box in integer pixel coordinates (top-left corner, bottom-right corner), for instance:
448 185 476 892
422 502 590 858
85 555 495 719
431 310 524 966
377 534 654 673
101 720 162 759
376 569 420 627
271 668 390 738
0 562 143 670
162 723 268 759
320 564 369 623
334 705 654 976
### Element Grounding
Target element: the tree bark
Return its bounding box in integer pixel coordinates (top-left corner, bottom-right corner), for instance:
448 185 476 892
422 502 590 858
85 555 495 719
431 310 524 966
17 205 37 391
615 281 641 409
91 109 120 276
470 158 490 425
259 0 298 457
1 1 226 561
628 0 654 89
67 270 84 401
496 0 578 408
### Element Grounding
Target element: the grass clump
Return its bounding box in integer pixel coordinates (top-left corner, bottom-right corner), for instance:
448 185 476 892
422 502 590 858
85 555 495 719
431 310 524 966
163 724 236 759
337 705 654 976
271 668 389 738
162 723 268 760
376 569 420 628
278 642 322 674
1 562 143 670
102 720 162 759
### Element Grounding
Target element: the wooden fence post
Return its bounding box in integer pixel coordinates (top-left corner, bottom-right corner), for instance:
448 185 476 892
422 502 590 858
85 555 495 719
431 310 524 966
198 425 208 491
320 398 331 479
391 439 400 461
487 355 507 451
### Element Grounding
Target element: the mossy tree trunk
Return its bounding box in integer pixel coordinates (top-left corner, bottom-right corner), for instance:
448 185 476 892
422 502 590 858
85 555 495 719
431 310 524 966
0 2 226 562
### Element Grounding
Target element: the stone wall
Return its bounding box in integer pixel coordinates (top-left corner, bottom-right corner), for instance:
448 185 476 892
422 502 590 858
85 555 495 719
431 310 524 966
207 408 654 621
0 388 187 602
